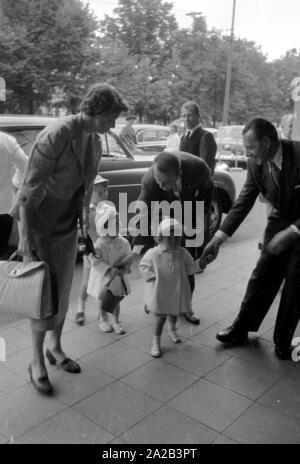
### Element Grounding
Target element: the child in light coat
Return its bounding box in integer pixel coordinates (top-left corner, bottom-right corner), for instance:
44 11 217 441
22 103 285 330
139 217 204 357
75 175 109 325
87 202 132 334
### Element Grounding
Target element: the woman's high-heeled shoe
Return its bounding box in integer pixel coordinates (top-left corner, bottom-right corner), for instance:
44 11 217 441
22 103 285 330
28 364 53 395
45 349 81 374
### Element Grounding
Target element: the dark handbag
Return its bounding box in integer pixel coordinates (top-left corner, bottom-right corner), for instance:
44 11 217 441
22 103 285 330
78 233 96 256
0 251 54 320
99 269 128 313
76 187 97 257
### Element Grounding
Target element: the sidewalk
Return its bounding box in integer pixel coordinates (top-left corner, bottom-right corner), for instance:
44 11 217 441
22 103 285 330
0 238 299 444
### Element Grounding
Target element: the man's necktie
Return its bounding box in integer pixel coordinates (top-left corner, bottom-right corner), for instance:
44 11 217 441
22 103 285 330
269 161 281 189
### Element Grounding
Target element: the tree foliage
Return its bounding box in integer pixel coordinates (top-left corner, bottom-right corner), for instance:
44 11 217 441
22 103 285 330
0 0 299 125
0 0 99 113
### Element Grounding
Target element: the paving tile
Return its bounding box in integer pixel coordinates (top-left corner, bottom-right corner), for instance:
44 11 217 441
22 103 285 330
192 281 221 300
0 327 32 356
205 357 282 400
16 408 114 444
73 381 160 436
168 379 252 433
109 437 128 444
163 341 230 377
0 383 66 438
122 302 153 323
120 326 176 355
80 342 151 379
212 434 238 444
225 403 300 444
258 376 300 421
59 326 113 359
4 319 31 335
190 323 240 355
234 338 296 375
198 289 245 313
120 406 218 444
205 264 250 290
0 363 27 396
48 362 115 406
121 359 198 402
0 434 9 444
229 280 248 297
174 317 214 340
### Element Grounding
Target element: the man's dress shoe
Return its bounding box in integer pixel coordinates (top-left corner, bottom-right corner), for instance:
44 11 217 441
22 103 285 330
216 325 248 345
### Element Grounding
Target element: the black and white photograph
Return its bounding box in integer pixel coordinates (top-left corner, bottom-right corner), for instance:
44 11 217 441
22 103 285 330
0 0 300 448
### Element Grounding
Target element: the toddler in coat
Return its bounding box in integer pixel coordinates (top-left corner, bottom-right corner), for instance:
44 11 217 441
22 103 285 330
87 202 131 334
139 217 204 357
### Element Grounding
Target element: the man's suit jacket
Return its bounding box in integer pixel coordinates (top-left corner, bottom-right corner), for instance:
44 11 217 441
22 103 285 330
132 151 214 251
180 127 217 172
220 140 300 237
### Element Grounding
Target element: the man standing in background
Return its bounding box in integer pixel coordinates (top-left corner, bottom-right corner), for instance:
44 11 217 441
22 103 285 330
180 100 217 173
119 114 137 153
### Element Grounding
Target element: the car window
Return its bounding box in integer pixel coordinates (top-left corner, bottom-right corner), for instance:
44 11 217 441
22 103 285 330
100 132 128 159
3 129 42 156
157 129 170 140
137 130 157 143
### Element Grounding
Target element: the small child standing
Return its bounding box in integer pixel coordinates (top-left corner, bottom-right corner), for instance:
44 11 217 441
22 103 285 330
87 202 132 334
139 217 204 357
75 175 109 325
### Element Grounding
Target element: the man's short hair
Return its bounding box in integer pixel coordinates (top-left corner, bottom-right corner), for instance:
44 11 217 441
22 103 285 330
243 118 279 142
181 100 200 116
81 82 128 117
154 151 181 175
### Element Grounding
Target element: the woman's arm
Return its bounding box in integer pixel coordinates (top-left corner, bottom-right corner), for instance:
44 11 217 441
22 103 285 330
18 204 35 263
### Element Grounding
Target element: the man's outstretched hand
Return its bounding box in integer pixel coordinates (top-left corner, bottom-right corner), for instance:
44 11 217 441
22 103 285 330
199 236 223 268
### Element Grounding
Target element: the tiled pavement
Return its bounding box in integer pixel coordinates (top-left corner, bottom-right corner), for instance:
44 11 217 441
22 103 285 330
0 238 300 444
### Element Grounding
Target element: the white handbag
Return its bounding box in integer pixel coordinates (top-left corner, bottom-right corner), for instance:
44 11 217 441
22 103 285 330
0 256 54 320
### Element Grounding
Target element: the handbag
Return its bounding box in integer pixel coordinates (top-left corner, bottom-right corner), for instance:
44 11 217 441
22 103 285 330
99 269 128 313
76 186 97 258
0 252 54 320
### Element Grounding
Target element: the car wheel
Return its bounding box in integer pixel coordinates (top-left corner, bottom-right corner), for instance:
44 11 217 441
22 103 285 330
209 195 223 238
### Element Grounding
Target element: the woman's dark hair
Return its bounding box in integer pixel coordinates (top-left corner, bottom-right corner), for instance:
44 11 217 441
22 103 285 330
154 151 181 175
242 118 279 142
81 82 128 116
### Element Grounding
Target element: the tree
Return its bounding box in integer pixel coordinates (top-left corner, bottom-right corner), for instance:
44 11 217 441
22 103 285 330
0 0 99 113
100 0 178 67
271 49 300 117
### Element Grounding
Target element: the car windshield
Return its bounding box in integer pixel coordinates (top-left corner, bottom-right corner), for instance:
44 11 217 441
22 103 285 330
100 132 129 159
2 128 42 156
217 125 244 142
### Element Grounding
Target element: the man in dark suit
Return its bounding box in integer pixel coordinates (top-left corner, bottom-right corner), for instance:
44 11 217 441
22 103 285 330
121 151 213 325
180 101 217 173
201 118 300 359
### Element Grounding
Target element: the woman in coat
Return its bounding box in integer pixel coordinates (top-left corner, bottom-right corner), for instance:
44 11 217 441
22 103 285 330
15 83 128 394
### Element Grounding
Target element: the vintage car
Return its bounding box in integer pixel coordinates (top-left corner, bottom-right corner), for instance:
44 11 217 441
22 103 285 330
116 123 170 155
216 125 247 169
0 115 235 245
